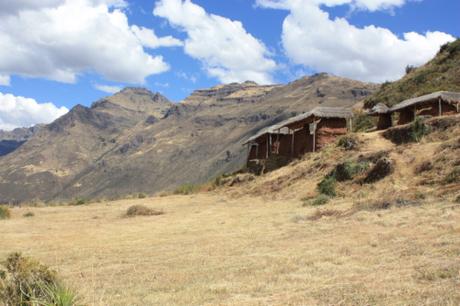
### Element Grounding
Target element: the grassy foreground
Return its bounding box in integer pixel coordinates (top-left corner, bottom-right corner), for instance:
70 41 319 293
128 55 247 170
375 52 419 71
1 193 459 305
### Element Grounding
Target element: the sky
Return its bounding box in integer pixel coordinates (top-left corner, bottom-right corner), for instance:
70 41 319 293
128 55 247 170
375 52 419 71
0 0 458 131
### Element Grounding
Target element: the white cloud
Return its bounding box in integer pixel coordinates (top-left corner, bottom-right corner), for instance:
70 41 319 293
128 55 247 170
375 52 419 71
257 0 455 82
0 0 179 84
131 25 183 48
0 0 127 15
0 75 10 86
154 0 277 84
94 84 122 94
0 92 68 131
256 0 407 11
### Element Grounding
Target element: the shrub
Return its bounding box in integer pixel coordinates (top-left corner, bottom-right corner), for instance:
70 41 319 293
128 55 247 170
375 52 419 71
405 65 416 74
411 117 430 142
309 194 330 206
0 206 11 220
173 184 199 195
337 135 359 150
363 158 394 184
317 176 336 197
0 253 79 306
23 212 35 218
334 160 369 182
353 114 375 132
71 198 87 206
126 205 164 217
137 193 147 199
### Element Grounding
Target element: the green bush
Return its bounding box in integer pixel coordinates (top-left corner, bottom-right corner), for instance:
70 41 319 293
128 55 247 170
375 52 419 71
334 161 369 181
310 195 330 206
0 253 79 306
317 176 336 197
353 113 375 132
0 206 11 220
337 135 359 150
411 117 430 142
137 193 147 199
174 184 199 195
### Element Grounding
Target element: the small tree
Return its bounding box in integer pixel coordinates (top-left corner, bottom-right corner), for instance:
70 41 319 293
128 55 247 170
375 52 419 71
405 65 416 74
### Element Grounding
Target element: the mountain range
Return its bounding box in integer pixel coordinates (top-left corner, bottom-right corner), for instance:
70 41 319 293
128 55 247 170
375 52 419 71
0 74 376 203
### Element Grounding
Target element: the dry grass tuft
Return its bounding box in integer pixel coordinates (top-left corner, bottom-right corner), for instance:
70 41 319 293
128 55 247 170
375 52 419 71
0 206 11 220
125 205 164 217
0 253 79 305
23 212 35 218
307 209 343 221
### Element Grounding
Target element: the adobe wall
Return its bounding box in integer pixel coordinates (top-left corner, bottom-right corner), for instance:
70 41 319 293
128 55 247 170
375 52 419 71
316 118 348 151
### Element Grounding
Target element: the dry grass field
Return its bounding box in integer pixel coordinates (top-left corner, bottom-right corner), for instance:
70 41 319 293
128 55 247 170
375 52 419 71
1 192 459 305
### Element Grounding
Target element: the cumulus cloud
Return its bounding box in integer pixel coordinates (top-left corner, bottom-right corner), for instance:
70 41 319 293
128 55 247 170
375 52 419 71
0 92 68 131
94 84 122 94
257 0 455 82
154 0 277 84
131 25 183 48
0 0 180 84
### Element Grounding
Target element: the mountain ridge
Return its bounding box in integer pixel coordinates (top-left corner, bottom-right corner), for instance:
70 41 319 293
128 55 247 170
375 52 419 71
0 73 376 203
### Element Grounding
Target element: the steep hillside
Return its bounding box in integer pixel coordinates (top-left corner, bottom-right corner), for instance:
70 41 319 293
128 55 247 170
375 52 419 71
0 74 376 203
0 90 173 203
0 125 42 156
365 39 460 108
223 114 460 205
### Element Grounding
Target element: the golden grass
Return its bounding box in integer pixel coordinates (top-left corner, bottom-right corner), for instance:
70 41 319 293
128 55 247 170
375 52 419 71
1 193 459 305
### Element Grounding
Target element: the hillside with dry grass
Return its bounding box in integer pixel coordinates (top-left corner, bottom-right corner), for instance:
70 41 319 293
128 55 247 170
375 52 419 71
1 114 459 305
365 39 460 108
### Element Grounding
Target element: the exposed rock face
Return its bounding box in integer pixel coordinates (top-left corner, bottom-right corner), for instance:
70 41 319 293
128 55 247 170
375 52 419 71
0 74 377 203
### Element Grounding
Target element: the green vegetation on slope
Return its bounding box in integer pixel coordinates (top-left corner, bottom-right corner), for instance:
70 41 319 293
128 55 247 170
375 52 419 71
364 39 460 108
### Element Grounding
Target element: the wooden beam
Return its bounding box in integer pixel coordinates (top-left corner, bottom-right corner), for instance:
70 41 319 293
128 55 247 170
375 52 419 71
266 134 269 159
291 129 295 158
438 97 442 116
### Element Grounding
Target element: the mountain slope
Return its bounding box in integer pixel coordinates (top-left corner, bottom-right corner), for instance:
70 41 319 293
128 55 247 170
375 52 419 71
0 74 376 203
0 125 42 156
364 39 460 108
0 90 172 203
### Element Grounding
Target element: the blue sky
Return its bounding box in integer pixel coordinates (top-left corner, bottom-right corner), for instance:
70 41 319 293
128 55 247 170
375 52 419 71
0 0 458 130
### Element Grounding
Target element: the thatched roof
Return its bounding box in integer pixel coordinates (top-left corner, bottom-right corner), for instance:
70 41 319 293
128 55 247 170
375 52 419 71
278 107 353 128
368 103 390 115
390 91 460 112
243 106 353 144
243 124 290 145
